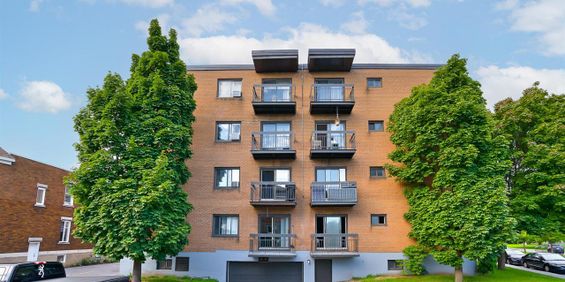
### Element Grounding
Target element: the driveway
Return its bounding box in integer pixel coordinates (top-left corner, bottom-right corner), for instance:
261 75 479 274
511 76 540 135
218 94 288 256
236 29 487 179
65 262 120 277
506 264 565 279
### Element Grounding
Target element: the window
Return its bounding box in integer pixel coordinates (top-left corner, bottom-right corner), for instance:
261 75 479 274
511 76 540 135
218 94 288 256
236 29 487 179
370 166 386 178
262 78 292 102
175 257 189 271
63 186 73 206
156 259 172 270
215 167 240 189
59 218 72 243
35 184 47 207
56 255 66 263
371 214 387 226
367 78 382 88
216 122 241 142
368 120 384 132
388 259 404 270
218 79 242 98
213 215 239 236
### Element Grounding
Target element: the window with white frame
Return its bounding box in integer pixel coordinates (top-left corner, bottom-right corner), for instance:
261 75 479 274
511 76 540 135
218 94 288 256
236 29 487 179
218 79 242 98
59 218 72 243
35 184 47 207
63 186 73 206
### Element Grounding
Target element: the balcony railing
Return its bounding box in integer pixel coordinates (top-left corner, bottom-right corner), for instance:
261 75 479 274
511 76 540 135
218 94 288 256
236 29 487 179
252 84 296 114
250 182 296 206
251 132 296 159
311 182 357 206
311 233 359 257
311 84 354 102
310 131 356 158
249 233 296 257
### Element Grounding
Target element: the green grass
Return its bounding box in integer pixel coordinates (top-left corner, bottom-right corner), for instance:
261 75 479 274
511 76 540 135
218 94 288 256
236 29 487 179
507 244 543 250
142 275 217 282
354 268 562 282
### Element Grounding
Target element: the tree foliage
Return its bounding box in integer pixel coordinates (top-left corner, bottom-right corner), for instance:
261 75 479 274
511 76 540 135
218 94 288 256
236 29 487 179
494 84 565 241
386 55 514 279
69 19 196 268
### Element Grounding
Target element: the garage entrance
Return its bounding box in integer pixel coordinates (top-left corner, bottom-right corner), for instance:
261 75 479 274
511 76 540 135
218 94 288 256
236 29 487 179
227 261 303 282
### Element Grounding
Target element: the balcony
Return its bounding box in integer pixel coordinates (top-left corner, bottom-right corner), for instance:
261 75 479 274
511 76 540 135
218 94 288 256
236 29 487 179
310 84 355 114
310 130 356 158
252 84 296 114
251 132 296 159
249 233 297 257
310 233 359 258
311 182 357 206
250 182 296 207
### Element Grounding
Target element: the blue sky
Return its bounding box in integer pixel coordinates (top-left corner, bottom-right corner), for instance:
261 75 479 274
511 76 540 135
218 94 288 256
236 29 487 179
1 0 564 169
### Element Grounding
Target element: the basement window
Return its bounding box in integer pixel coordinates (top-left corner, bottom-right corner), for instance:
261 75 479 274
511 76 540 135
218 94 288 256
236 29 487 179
388 260 404 270
175 257 189 272
157 259 173 270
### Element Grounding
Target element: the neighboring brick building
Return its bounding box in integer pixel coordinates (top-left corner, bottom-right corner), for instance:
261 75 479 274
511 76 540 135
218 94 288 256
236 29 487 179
0 147 92 266
120 49 476 281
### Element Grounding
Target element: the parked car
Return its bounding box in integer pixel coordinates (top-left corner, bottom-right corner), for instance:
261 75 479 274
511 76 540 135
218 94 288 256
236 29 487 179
547 244 564 254
0 261 129 282
522 252 565 274
505 249 525 265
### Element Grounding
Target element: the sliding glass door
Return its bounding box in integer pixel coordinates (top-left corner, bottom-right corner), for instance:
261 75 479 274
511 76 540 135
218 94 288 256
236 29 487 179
259 215 290 249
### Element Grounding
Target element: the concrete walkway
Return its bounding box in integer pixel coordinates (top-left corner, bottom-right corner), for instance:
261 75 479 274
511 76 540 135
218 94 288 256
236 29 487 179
506 264 565 279
65 262 120 277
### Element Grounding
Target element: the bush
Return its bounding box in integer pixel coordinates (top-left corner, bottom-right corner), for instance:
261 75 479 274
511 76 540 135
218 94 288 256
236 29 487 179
403 245 428 275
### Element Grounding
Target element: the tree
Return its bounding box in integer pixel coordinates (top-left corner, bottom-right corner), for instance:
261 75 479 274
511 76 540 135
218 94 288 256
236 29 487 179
68 19 197 282
494 84 565 241
387 54 513 282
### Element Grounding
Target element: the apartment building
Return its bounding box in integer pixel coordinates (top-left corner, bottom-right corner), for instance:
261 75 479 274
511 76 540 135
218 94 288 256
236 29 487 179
0 147 92 266
120 49 476 281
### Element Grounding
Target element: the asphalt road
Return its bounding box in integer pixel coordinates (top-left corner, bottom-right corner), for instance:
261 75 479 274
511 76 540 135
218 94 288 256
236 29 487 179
506 264 565 279
65 262 120 277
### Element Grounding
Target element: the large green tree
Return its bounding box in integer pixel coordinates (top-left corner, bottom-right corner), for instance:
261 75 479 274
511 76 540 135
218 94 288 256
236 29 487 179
69 19 196 282
494 83 564 241
387 55 513 282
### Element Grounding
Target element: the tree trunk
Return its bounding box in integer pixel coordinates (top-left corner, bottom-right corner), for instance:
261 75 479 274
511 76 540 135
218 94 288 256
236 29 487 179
132 260 142 282
498 251 506 270
454 265 463 282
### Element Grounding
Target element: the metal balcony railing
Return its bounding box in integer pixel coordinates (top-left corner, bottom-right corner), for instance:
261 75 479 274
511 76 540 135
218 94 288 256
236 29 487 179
249 233 296 253
252 132 293 151
253 84 295 103
311 233 359 253
311 182 357 205
311 131 356 150
310 84 354 102
250 182 296 204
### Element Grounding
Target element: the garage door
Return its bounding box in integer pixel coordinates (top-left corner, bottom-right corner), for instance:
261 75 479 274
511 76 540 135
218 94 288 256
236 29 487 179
227 262 303 282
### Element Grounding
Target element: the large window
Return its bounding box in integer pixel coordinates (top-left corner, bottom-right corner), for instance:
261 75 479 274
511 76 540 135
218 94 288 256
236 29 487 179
262 78 292 102
63 186 73 206
261 122 291 149
367 78 383 88
215 167 240 189
35 184 47 207
216 122 241 142
59 217 72 243
218 79 242 98
213 215 239 236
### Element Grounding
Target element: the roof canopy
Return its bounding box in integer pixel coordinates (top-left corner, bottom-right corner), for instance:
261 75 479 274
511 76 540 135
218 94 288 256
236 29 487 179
252 49 299 73
307 49 355 72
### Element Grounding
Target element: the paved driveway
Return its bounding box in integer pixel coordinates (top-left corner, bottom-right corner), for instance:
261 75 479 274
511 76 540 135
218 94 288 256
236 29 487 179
506 264 565 279
65 262 120 277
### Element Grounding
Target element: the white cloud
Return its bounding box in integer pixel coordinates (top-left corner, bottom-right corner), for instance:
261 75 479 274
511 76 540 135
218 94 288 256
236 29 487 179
390 8 428 30
358 0 429 30
220 0 275 16
476 65 565 108
499 0 565 56
0 88 7 100
18 81 71 113
117 0 173 8
320 0 346 7
29 0 44 12
179 22 428 65
181 5 237 36
340 11 368 34
135 14 171 33
495 0 518 10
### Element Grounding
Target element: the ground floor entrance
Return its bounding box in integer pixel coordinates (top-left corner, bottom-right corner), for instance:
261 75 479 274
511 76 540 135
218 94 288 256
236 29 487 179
315 259 332 282
227 261 303 282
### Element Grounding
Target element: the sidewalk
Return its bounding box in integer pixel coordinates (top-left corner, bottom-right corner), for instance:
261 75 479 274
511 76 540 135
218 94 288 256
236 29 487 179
506 264 565 279
65 262 120 277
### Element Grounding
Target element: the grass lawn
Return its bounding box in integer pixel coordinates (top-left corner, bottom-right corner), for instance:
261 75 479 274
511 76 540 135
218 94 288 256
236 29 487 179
507 244 542 250
142 275 218 282
354 268 562 282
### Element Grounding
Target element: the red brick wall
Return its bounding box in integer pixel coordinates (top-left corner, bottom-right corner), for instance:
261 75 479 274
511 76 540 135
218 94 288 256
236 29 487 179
0 155 90 253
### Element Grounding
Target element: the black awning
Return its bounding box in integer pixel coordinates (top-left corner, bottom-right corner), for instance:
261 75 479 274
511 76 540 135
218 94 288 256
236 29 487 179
252 49 299 73
308 49 355 72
